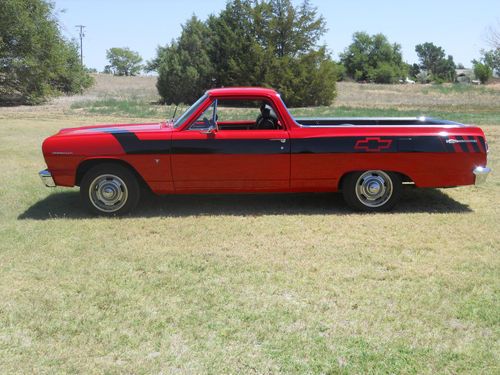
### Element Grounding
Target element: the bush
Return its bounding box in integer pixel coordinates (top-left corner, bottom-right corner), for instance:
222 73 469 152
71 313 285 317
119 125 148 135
369 63 399 84
340 32 407 83
473 63 493 84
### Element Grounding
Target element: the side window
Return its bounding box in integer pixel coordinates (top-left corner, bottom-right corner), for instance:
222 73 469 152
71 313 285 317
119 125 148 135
217 99 281 130
189 100 217 130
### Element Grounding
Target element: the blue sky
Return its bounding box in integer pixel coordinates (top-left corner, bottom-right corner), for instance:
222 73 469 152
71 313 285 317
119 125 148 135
54 0 499 71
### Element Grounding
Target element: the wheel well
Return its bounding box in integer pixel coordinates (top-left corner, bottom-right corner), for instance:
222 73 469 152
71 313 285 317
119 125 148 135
338 170 414 190
75 159 149 189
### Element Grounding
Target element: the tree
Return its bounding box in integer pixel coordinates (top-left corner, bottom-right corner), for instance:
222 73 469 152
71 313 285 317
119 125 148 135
478 48 500 75
415 42 456 82
155 16 213 104
207 1 265 88
105 47 143 76
0 0 93 104
153 0 338 106
473 62 492 84
255 0 326 58
339 32 408 83
408 63 420 79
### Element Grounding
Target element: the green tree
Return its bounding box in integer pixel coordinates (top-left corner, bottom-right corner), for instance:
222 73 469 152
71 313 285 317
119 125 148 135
255 0 326 58
0 0 93 104
409 63 420 79
155 16 213 104
207 1 266 87
479 48 500 75
339 32 408 83
415 42 456 82
473 62 492 84
105 47 143 76
154 0 338 106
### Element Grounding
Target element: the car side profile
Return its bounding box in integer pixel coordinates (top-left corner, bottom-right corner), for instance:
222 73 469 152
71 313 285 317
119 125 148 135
39 87 491 215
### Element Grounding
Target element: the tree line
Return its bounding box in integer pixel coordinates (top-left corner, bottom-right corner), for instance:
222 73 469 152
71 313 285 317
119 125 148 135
1 0 499 106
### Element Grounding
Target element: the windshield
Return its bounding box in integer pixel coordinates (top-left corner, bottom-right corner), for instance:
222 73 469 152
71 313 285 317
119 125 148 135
173 93 208 128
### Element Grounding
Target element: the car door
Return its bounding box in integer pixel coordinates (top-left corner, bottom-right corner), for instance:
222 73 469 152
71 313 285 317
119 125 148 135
171 98 290 192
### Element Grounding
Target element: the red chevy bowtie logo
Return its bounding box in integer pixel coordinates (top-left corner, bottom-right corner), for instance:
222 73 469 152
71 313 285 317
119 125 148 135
354 137 393 152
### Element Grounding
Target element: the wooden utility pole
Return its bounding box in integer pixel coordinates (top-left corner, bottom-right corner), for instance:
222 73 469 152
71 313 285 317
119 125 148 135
75 25 86 66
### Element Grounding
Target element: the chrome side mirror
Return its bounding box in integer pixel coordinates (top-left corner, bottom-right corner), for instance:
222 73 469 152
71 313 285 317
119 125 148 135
200 125 216 135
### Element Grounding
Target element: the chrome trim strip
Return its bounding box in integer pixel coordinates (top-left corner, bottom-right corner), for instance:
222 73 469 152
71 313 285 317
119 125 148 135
39 169 56 187
295 117 427 121
294 124 466 129
473 166 491 185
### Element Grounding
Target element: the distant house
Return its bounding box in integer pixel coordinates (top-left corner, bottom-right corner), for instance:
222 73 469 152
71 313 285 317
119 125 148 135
455 69 474 83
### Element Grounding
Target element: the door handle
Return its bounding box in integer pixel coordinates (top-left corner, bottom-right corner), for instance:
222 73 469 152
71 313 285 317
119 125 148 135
269 138 287 143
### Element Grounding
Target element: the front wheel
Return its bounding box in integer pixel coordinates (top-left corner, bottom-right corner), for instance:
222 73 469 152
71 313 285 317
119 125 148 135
80 163 140 216
342 170 402 212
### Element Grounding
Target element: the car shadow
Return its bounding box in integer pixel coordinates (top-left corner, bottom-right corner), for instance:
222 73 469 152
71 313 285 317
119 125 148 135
18 188 472 220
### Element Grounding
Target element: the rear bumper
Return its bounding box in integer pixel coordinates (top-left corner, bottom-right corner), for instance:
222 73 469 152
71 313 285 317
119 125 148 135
39 169 56 187
473 166 491 185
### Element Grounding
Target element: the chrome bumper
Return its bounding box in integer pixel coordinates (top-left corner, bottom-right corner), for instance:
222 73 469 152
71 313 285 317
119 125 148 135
39 169 56 187
473 166 491 185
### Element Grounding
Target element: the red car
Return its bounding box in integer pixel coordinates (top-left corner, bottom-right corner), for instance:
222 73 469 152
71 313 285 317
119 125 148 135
39 87 491 215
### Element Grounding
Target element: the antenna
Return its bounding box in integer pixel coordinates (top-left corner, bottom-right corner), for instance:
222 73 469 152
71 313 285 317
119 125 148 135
75 25 86 66
172 105 178 122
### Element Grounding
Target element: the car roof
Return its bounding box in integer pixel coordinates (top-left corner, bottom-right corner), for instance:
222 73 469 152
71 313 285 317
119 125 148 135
206 87 278 97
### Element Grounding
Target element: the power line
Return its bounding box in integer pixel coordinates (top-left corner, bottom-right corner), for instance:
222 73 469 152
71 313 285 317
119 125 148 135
75 25 86 66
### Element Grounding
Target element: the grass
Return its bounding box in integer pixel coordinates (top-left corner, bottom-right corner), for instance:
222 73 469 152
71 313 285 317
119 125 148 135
422 83 500 96
0 75 499 374
70 97 176 118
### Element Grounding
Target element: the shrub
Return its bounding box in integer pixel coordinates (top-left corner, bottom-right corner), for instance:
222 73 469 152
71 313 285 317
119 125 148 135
473 63 493 84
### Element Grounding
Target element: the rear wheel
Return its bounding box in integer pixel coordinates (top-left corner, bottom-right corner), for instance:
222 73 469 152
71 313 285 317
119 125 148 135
342 170 401 212
80 163 140 216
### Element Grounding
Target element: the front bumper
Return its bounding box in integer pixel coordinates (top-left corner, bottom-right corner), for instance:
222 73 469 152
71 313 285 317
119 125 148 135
473 166 491 185
39 169 56 187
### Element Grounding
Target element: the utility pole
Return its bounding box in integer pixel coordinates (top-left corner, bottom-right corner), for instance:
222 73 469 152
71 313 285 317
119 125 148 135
75 25 86 66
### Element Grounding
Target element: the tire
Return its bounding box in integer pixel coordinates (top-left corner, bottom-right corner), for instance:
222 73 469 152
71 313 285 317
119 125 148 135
80 163 140 216
342 170 402 212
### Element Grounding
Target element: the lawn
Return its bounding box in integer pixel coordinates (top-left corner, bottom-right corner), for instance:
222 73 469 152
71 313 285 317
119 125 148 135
0 76 499 374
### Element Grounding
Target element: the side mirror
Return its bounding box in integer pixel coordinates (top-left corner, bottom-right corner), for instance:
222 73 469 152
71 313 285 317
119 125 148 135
200 125 216 135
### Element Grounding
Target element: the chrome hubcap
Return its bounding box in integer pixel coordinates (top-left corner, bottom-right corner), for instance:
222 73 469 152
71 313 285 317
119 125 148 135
355 170 393 208
89 174 128 213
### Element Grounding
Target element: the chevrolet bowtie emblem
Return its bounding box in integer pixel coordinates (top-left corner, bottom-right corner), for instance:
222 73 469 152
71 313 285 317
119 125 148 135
354 137 393 152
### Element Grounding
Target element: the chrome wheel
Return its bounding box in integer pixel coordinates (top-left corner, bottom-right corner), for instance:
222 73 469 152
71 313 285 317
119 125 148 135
355 170 393 208
88 174 128 213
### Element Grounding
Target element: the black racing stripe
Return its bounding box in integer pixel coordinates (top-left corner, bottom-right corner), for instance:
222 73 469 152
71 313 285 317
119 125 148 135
443 137 457 153
454 136 469 153
292 137 375 153
293 136 450 153
478 137 486 153
111 132 171 154
400 136 449 153
172 139 290 154
467 136 481 153
107 130 456 155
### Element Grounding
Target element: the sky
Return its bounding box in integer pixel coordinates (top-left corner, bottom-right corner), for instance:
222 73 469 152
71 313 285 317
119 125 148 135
53 0 499 71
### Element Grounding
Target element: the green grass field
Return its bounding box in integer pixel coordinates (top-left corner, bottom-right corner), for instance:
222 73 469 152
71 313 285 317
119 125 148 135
0 77 499 374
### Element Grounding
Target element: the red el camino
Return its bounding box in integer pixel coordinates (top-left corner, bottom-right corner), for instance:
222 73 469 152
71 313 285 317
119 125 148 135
39 87 491 215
